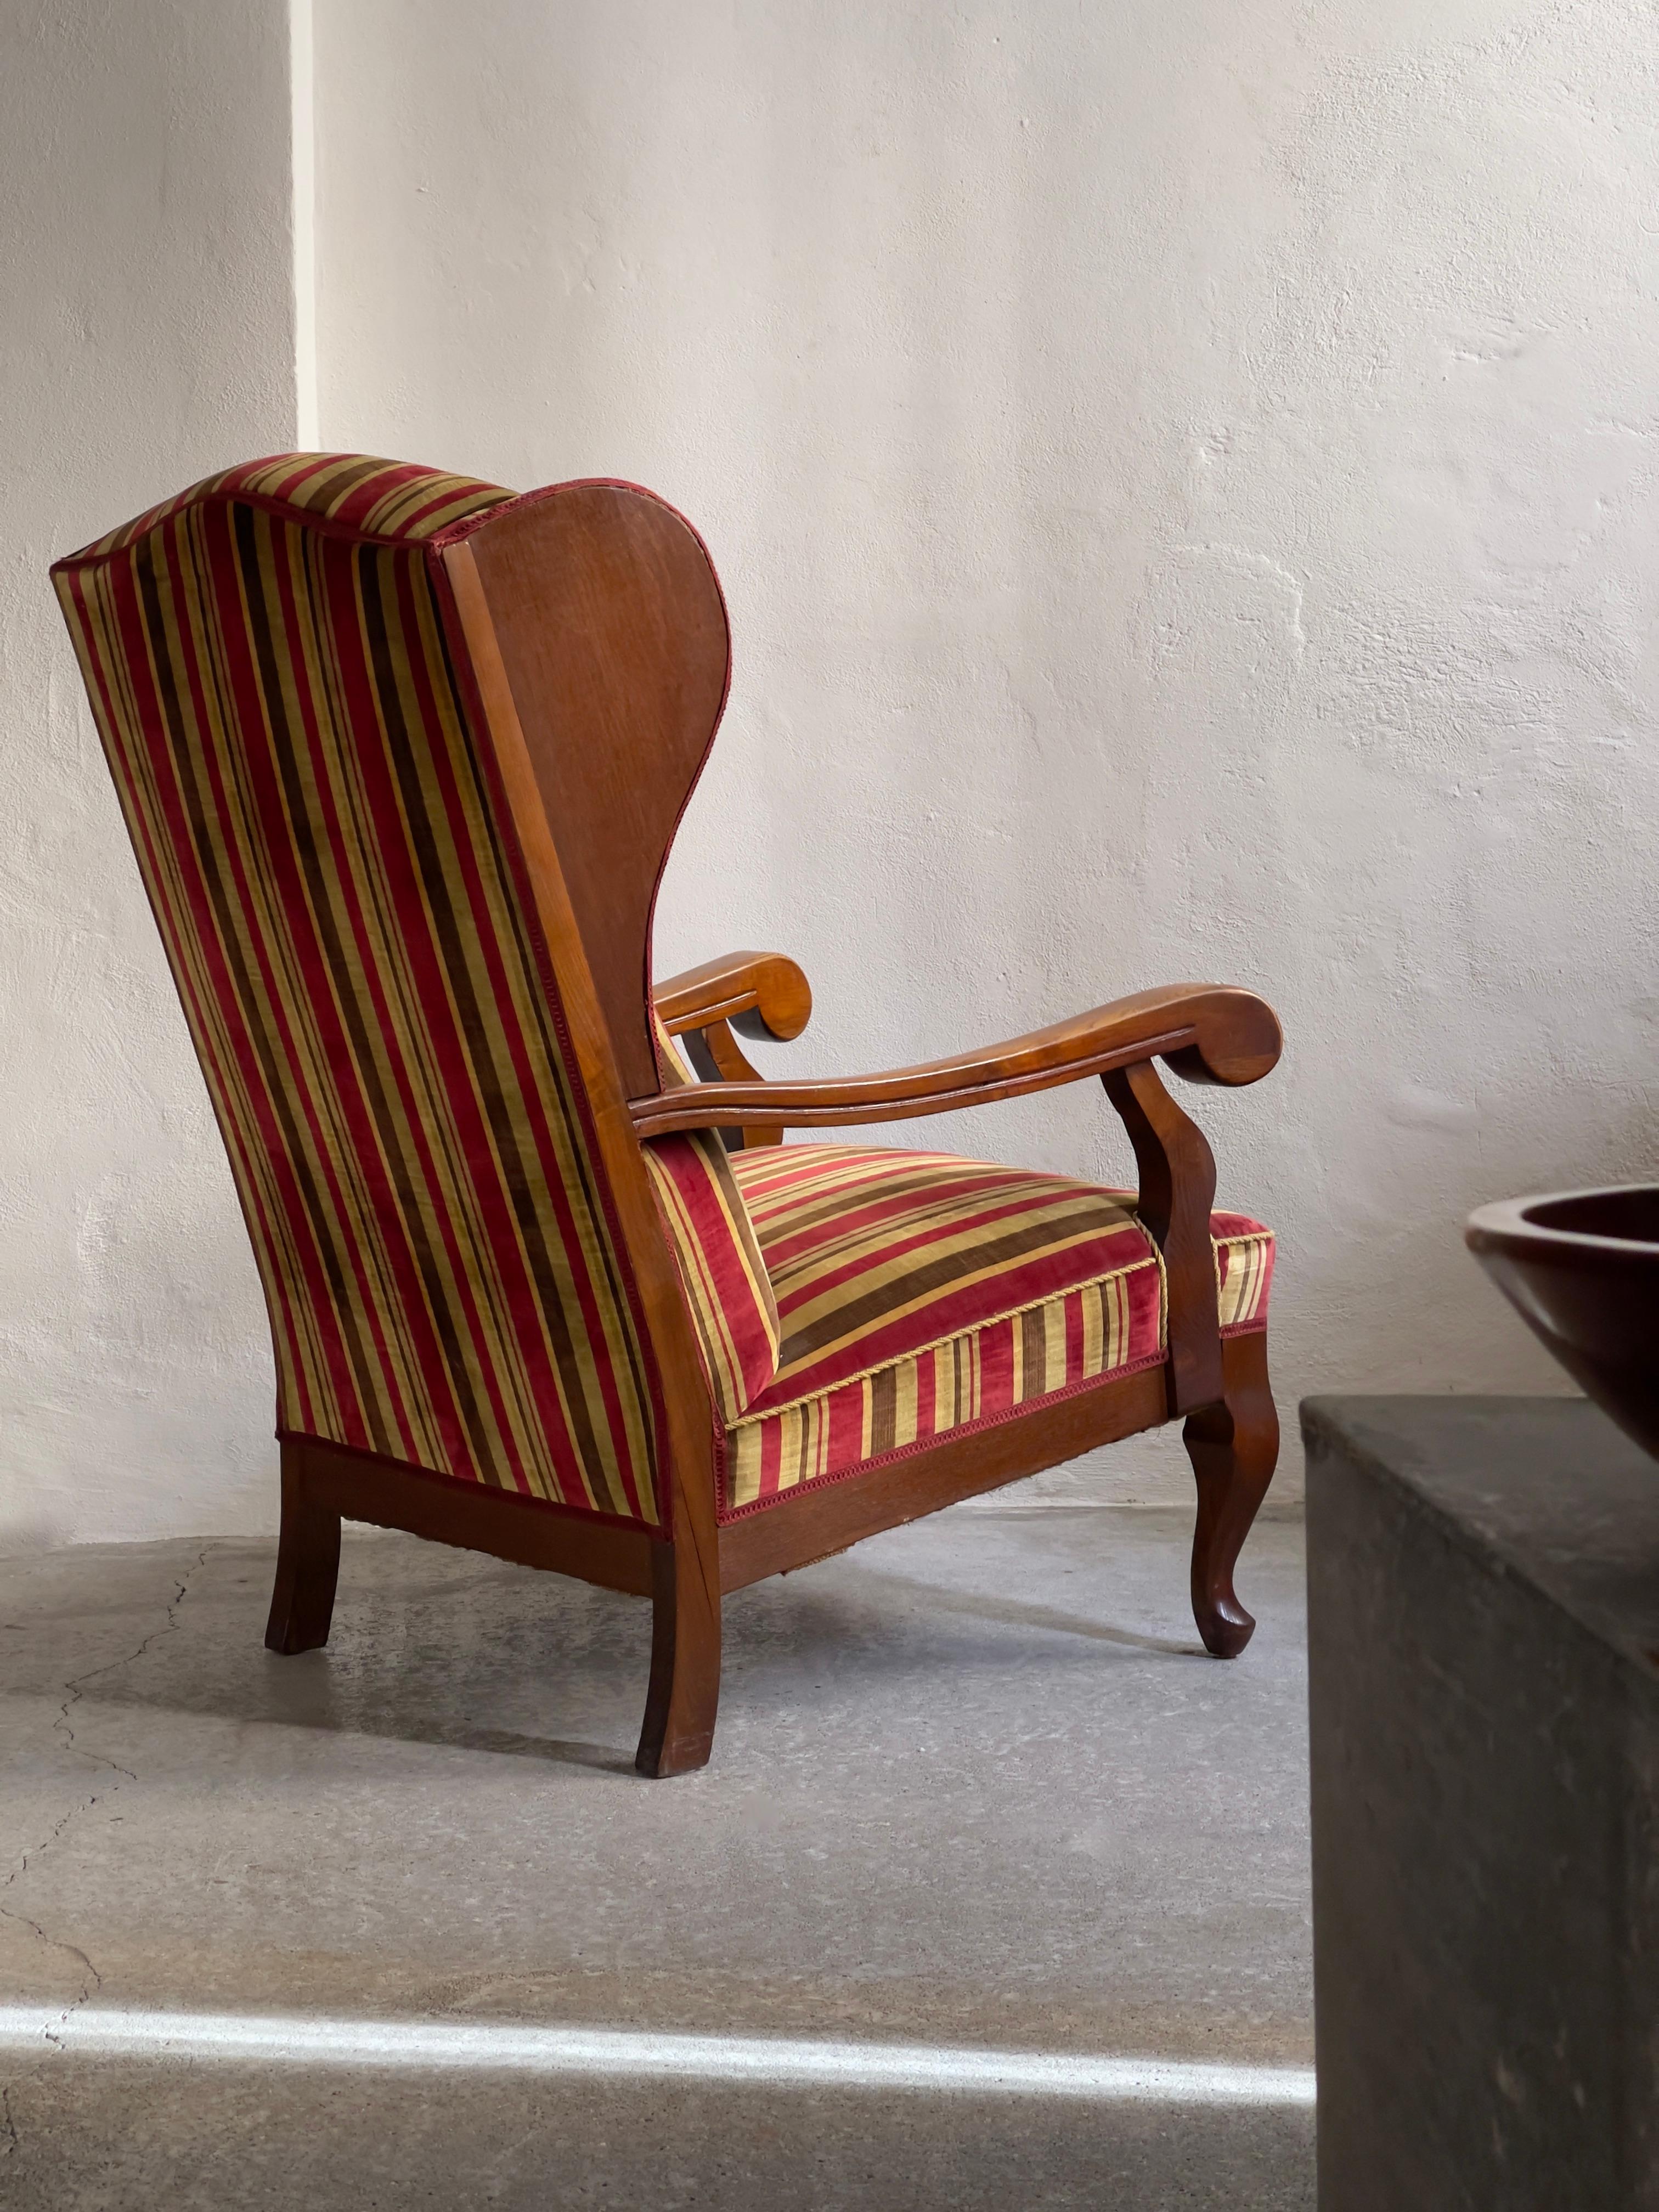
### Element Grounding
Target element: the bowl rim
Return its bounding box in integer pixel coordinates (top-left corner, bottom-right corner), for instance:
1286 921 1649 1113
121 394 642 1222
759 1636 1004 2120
1466 1182 1659 1260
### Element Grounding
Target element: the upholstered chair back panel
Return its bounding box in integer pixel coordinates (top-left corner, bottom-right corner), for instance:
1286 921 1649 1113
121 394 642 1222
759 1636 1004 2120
53 456 663 1524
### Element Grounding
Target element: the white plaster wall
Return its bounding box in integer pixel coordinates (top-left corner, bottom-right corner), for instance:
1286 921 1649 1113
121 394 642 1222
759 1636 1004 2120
0 0 300 1547
314 0 1659 1503
6 2 1657 1549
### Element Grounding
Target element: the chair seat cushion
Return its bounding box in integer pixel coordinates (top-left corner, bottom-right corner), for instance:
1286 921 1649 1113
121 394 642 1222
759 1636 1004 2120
720 1142 1273 1516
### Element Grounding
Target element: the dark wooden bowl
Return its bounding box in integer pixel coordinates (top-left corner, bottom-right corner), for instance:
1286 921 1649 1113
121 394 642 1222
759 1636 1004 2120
1466 1185 1659 1460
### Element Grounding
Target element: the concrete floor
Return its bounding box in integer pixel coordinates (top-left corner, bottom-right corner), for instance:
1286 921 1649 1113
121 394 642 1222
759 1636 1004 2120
0 1502 1312 2208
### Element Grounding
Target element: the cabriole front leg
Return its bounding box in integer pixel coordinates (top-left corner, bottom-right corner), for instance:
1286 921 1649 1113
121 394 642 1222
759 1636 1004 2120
1184 1328 1279 1657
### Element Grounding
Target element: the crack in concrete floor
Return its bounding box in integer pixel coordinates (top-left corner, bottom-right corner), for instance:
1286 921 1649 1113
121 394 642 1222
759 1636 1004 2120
0 1508 1313 2208
0 1545 214 2028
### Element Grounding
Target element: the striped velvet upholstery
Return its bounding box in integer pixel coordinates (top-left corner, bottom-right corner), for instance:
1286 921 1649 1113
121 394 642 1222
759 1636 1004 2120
1211 1209 1276 1332
52 454 665 1524
717 1144 1273 1515
642 1018 780 1420
74 453 514 558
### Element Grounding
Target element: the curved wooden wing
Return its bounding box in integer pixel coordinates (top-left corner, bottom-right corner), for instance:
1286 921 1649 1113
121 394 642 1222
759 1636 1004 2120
448 482 731 1102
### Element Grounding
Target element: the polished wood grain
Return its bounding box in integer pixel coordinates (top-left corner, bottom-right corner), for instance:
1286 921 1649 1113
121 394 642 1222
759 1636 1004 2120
636 1531 720 1778
627 981 1280 1137
655 950 812 1043
719 1364 1169 1591
1184 1329 1279 1656
680 1022 781 1149
456 485 732 1105
264 1443 343 1654
1102 1059 1222 1418
272 1434 657 1600
654 950 812 1151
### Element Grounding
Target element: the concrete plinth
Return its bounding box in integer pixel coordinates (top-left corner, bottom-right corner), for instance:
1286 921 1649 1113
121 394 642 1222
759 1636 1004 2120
1302 1396 1659 2211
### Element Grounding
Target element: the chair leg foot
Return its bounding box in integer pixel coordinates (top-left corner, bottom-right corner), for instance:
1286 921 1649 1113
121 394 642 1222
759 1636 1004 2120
264 1444 341 1655
1183 1329 1279 1658
635 1537 721 1778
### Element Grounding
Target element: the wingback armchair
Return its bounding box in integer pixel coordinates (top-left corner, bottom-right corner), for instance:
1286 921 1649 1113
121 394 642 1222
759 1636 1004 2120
52 455 1282 1776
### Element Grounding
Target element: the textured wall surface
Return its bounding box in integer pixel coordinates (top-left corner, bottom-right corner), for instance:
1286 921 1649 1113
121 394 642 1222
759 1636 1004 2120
314 1 1659 1502
0 0 298 1547
5 2 1657 1545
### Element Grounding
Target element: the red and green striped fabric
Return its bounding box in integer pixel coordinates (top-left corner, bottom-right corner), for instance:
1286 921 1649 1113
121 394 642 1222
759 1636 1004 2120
642 1017 780 1420
1211 1208 1276 1332
73 452 514 560
53 454 664 1523
718 1143 1272 1515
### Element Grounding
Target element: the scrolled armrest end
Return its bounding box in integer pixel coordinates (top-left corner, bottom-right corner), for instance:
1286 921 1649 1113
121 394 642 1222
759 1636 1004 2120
1166 989 1283 1088
654 950 812 1042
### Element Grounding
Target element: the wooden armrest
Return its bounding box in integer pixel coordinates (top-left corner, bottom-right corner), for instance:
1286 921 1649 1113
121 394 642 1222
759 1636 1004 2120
630 983 1279 1135
653 950 812 1042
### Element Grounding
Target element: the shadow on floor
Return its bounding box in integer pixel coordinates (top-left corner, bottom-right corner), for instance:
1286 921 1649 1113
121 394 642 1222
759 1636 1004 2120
54 1538 1214 1773
851 1570 1207 1657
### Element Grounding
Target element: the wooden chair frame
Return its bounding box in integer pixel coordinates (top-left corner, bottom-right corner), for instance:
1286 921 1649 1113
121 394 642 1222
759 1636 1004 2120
259 482 1282 1777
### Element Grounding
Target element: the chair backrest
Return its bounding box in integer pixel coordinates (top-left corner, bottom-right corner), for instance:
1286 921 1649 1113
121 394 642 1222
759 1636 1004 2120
52 454 735 1529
